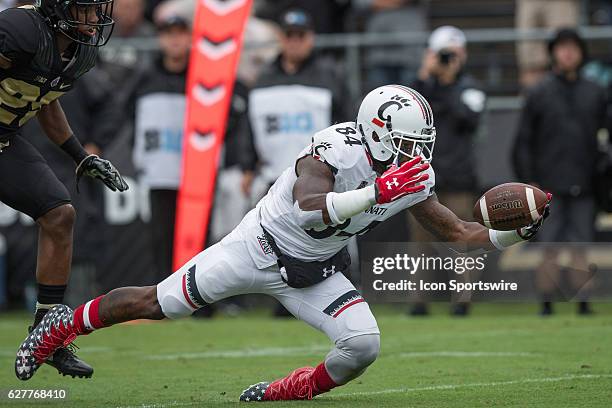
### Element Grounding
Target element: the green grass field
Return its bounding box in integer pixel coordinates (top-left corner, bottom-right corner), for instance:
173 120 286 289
1 303 611 407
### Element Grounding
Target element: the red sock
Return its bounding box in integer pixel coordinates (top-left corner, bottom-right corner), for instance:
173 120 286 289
264 362 338 401
72 295 107 335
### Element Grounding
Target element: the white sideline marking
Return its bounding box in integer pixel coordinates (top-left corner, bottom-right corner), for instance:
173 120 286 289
145 344 329 360
328 374 612 398
399 351 538 358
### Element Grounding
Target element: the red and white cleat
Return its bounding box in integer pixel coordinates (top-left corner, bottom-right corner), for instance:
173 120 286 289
15 305 78 380
240 365 335 402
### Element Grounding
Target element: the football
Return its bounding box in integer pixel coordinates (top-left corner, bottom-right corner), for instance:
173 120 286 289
473 182 548 231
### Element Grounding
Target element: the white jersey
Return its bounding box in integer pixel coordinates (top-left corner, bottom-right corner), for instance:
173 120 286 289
249 85 333 184
230 122 435 269
133 93 185 189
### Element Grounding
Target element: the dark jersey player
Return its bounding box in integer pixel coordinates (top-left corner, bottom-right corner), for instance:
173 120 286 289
0 0 127 378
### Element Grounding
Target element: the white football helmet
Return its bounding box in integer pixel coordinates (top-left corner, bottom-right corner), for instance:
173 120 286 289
357 85 436 167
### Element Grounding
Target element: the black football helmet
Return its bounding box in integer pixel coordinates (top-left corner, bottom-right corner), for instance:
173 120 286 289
36 0 115 47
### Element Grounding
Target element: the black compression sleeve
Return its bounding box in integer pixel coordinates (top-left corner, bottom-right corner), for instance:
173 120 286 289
60 134 89 164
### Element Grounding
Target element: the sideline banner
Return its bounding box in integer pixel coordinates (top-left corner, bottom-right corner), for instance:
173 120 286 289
173 0 253 270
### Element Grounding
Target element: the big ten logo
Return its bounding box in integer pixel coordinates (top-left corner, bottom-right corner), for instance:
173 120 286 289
0 203 35 227
104 177 151 225
265 112 314 135
144 128 183 153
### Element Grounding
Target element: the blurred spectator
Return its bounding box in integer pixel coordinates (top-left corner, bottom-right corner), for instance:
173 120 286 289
108 15 191 281
240 8 348 201
353 0 428 90
583 56 612 215
0 0 14 11
513 28 606 315
516 0 580 88
99 0 155 69
255 0 350 34
1 0 32 8
239 9 348 317
114 0 155 37
591 0 612 25
153 0 195 26
238 12 280 87
407 26 486 316
144 0 165 22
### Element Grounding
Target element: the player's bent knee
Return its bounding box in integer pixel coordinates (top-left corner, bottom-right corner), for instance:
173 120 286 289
344 333 380 370
38 204 76 232
156 283 196 320
326 334 380 384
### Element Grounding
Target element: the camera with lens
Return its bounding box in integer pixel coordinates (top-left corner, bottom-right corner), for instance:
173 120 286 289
438 49 456 65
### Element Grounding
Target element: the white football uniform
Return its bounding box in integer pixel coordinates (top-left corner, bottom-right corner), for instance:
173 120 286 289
156 121 435 344
248 121 435 267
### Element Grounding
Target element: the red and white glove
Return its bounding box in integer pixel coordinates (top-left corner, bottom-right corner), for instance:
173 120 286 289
374 157 430 204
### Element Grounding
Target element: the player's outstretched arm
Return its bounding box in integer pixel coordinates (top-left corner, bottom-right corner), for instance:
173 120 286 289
410 193 550 252
410 193 494 251
293 155 430 228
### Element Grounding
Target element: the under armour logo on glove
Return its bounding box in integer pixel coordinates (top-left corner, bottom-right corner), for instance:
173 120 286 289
386 178 399 189
375 157 430 204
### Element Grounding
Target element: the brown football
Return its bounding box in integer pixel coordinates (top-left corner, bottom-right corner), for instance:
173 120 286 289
473 183 548 231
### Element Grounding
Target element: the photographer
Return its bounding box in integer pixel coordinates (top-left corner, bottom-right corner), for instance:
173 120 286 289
408 26 486 316
513 29 606 315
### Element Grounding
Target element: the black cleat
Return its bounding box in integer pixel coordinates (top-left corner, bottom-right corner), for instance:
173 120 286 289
26 324 94 378
239 382 269 402
46 344 93 378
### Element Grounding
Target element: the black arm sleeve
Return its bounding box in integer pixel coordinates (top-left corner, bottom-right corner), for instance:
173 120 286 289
0 8 39 66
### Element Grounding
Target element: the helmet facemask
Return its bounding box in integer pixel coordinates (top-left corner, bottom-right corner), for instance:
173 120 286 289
380 127 436 166
56 0 115 47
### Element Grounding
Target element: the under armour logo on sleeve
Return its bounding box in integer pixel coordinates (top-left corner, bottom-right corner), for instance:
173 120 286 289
322 265 336 278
